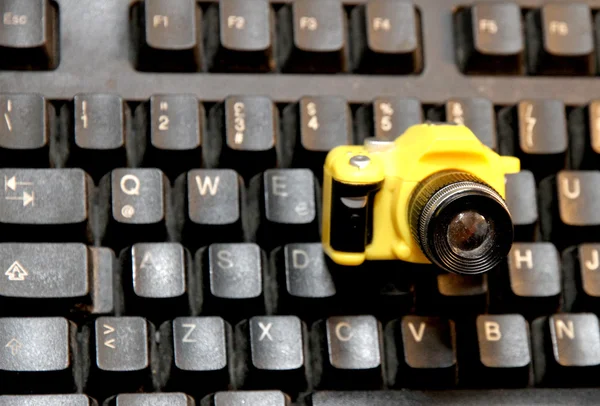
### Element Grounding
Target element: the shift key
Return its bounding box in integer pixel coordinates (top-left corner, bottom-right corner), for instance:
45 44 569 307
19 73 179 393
0 169 92 242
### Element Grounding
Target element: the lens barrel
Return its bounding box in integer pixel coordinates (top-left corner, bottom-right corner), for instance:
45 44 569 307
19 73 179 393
408 170 513 274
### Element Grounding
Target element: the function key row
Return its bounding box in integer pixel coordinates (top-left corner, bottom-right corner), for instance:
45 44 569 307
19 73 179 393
456 2 598 76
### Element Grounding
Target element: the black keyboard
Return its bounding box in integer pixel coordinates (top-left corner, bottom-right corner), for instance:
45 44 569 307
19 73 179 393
1 0 600 404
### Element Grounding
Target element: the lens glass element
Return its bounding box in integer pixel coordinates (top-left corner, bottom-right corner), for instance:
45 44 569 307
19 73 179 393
446 210 494 258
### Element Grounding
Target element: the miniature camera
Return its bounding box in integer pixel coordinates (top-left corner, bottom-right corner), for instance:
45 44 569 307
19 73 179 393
322 123 521 275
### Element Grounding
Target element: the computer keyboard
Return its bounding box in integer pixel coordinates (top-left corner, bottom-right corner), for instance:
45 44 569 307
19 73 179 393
2 0 600 404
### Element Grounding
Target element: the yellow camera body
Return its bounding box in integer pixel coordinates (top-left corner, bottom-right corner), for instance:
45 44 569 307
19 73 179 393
322 123 520 269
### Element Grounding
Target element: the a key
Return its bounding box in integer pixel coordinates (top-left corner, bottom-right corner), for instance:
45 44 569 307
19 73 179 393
350 1 421 74
253 169 319 249
428 98 497 150
526 4 595 76
271 243 337 318
355 98 422 142
0 94 51 167
459 314 532 387
498 100 568 180
199 243 266 320
121 243 198 321
0 0 58 70
532 313 600 386
208 391 291 406
0 169 92 242
568 101 600 170
385 316 457 388
143 94 203 179
176 169 245 249
313 316 385 389
158 317 231 396
277 0 348 73
208 96 277 180
539 171 600 248
0 317 77 394
505 171 538 241
84 317 155 398
204 0 274 72
562 244 600 313
67 94 129 181
454 3 524 74
419 273 488 316
100 169 169 249
235 316 308 392
490 243 561 318
107 393 194 406
281 96 352 173
0 395 95 405
135 0 202 72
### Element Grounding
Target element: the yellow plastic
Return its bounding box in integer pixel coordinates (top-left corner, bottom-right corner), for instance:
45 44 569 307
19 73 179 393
322 123 520 266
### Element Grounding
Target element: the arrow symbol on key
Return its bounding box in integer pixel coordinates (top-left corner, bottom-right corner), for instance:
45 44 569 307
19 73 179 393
5 191 34 207
4 176 33 192
103 324 115 335
104 339 116 349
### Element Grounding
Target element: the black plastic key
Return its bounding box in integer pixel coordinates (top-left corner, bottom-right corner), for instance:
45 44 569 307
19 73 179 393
277 0 347 73
505 170 538 241
107 393 194 406
0 317 77 394
208 96 277 180
419 273 488 316
563 244 600 313
135 0 202 72
199 243 266 320
526 4 595 76
0 169 92 242
0 0 58 70
85 316 155 397
568 101 600 170
350 1 421 74
533 313 600 387
385 316 457 388
159 317 232 396
206 391 291 406
205 0 274 72
121 243 198 321
455 3 524 74
0 395 95 405
355 98 422 142
313 316 385 389
0 94 51 167
144 94 203 178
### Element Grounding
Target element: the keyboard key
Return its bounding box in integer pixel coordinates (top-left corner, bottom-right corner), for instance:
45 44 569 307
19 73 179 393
85 316 155 397
0 395 95 405
122 243 197 321
562 244 600 313
107 393 194 406
428 98 497 150
100 169 169 249
0 0 58 70
282 96 352 173
498 100 567 180
455 3 524 74
355 98 422 142
539 171 600 248
0 94 51 167
460 314 531 387
208 391 291 406
419 273 487 316
532 313 600 386
313 316 384 389
568 101 600 170
68 94 129 181
0 317 77 394
0 169 92 242
158 317 231 396
271 243 336 318
135 0 202 72
177 169 244 248
350 1 422 74
277 0 347 73
205 0 274 72
208 96 277 179
144 94 203 178
235 316 307 392
526 4 595 76
254 169 319 249
385 316 457 388
490 243 561 318
200 243 265 320
505 171 538 241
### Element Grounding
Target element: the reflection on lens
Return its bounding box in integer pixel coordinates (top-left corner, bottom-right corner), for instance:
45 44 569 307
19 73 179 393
447 210 491 256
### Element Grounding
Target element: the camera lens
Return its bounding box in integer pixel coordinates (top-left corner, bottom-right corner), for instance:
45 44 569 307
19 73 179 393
409 171 513 275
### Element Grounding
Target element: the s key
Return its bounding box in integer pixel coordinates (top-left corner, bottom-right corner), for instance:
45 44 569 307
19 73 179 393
0 169 92 243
